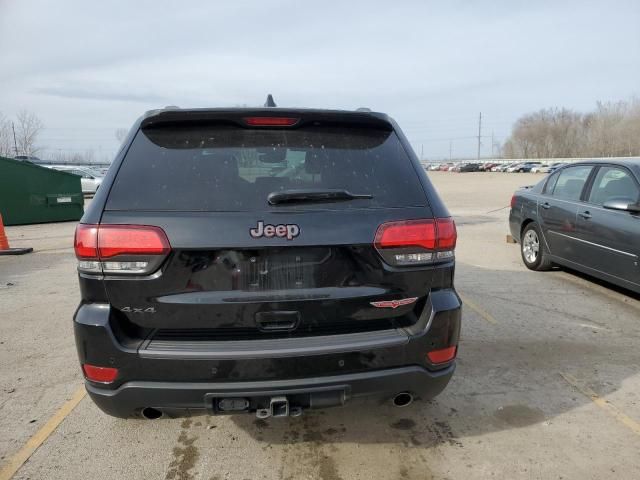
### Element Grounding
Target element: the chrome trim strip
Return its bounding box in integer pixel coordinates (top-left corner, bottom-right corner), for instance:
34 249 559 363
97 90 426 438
549 231 638 258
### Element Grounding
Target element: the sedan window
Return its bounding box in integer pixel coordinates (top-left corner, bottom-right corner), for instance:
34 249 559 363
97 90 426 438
588 167 639 205
551 165 593 201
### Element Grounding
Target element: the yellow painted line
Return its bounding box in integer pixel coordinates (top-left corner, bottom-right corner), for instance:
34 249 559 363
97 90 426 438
0 386 86 480
458 293 498 325
559 372 640 436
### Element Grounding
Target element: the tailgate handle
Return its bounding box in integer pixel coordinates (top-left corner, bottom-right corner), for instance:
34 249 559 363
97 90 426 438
255 311 300 331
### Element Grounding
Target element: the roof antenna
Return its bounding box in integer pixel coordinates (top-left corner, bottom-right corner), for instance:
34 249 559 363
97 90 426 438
264 94 277 108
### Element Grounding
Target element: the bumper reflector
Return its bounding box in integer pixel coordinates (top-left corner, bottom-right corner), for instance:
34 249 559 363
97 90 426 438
427 346 457 364
82 364 119 383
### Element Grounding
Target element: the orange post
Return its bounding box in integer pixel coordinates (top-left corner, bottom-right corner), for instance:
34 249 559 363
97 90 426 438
0 213 33 255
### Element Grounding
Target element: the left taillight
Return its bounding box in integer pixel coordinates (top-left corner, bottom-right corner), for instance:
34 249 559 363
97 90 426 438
82 364 119 383
74 224 170 275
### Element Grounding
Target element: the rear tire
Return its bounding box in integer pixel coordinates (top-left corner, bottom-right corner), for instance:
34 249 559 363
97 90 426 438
520 222 553 271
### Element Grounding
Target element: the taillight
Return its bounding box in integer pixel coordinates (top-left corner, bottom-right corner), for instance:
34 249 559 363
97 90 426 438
98 225 170 258
375 220 437 250
74 224 98 258
82 364 119 383
427 346 457 364
510 194 517 209
436 218 457 250
243 117 299 127
74 224 170 275
374 218 456 266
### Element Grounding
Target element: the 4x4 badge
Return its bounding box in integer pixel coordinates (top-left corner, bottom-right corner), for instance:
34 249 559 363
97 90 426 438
370 297 418 309
121 306 156 313
250 220 300 240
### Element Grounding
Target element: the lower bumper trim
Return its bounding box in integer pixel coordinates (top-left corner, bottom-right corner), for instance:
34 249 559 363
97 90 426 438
86 364 455 418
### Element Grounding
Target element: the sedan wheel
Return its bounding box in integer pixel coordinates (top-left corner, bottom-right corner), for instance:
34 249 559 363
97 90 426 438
520 222 553 271
522 229 539 263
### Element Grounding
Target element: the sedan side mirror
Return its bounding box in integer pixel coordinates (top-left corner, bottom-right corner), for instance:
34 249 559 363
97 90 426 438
603 197 640 213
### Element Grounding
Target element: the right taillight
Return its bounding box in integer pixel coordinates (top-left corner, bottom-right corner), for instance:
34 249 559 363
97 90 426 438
74 224 170 275
427 346 457 364
374 218 456 266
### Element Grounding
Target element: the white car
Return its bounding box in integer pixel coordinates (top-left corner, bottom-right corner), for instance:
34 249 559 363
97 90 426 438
506 163 524 173
48 165 103 194
537 162 565 173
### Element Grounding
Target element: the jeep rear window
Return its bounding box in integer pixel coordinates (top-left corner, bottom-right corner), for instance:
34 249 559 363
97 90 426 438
105 124 426 211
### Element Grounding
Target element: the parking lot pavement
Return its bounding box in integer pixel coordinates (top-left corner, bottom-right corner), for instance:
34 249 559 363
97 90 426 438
1 172 639 480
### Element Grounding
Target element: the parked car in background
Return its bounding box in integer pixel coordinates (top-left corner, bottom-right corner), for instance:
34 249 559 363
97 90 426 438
518 162 543 173
495 163 516 172
508 162 542 173
459 163 481 172
506 163 525 173
509 160 640 293
481 162 498 171
530 164 548 173
14 155 41 163
545 162 568 174
47 165 103 194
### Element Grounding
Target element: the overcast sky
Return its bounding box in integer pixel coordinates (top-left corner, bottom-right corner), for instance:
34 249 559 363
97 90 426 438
1 0 639 161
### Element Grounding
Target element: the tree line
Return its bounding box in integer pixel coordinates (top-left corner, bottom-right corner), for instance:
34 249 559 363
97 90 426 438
0 110 44 158
502 98 640 159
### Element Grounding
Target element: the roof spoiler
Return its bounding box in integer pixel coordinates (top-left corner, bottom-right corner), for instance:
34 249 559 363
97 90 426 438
140 108 393 130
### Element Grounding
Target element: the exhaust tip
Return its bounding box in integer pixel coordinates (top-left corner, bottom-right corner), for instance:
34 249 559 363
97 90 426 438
141 407 163 420
393 392 413 408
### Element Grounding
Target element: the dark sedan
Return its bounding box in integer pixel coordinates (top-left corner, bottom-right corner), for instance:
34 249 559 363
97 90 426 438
509 160 640 293
459 163 481 172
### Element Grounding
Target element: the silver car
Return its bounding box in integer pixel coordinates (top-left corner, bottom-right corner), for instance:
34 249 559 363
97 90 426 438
48 165 103 194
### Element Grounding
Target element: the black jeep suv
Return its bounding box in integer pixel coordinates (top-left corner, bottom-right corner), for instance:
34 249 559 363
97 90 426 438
73 105 461 419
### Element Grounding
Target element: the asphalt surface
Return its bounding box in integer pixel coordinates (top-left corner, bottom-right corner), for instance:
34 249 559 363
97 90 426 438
1 172 639 480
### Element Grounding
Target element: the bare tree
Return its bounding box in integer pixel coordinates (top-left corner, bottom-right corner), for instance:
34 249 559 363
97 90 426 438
14 110 44 156
0 112 13 158
503 98 640 158
115 128 128 143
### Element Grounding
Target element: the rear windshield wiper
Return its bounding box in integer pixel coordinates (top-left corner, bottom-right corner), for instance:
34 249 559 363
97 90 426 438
268 189 373 205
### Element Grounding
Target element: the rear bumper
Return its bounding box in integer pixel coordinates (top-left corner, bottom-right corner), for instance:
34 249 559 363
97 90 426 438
86 364 455 418
74 289 461 418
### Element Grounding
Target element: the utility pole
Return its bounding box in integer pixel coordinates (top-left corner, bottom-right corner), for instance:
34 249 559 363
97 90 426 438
11 122 19 156
449 140 452 161
476 112 482 161
421 144 424 160
491 131 495 158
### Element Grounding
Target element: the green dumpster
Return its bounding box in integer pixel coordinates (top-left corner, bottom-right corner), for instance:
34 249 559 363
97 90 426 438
0 156 84 225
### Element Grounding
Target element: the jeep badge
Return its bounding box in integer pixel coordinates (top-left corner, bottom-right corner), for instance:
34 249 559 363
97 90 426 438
250 220 300 240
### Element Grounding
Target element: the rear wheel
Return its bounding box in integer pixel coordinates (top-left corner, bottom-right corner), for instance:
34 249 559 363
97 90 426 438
521 222 552 271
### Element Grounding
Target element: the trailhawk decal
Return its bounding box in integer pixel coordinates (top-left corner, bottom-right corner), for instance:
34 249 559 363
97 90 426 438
370 297 419 309
250 220 300 240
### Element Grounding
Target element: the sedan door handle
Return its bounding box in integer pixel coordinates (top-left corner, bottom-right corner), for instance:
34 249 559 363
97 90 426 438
578 210 592 220
541 202 551 210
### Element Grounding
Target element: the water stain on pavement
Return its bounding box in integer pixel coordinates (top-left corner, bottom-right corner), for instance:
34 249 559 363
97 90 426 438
165 419 200 480
495 404 545 428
